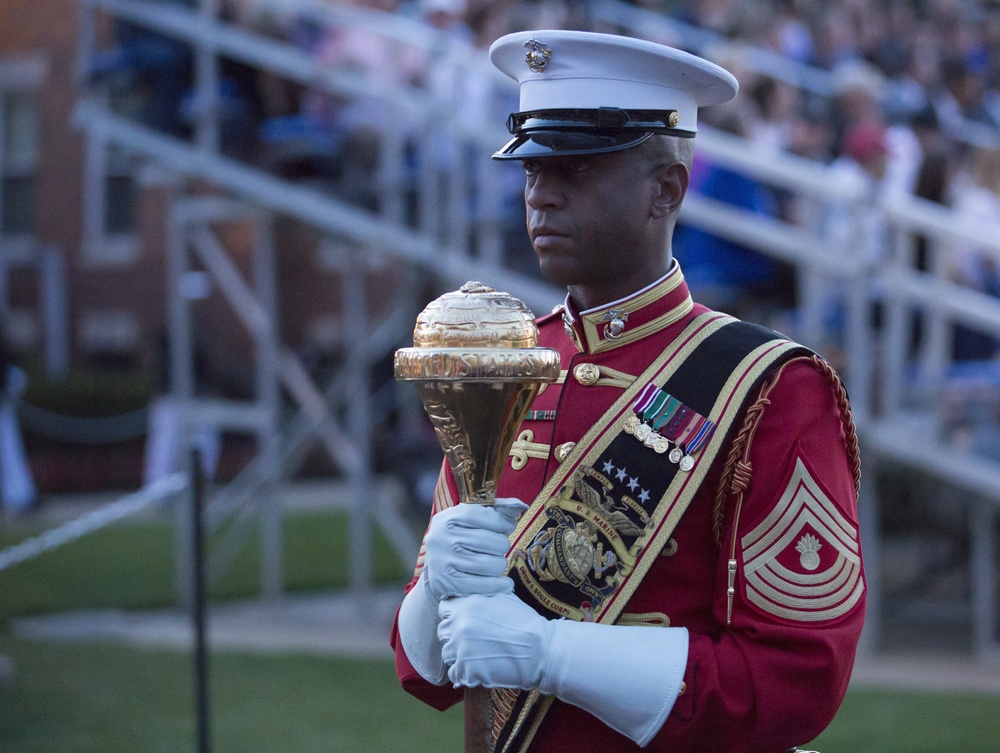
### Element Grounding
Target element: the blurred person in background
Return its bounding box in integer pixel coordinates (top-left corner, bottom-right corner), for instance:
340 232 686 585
948 146 1000 360
673 103 792 320
808 5 859 70
829 60 887 153
812 120 894 356
937 56 1000 133
882 17 942 124
747 75 804 153
293 0 425 202
0 335 36 517
89 0 196 137
763 0 814 63
418 0 474 39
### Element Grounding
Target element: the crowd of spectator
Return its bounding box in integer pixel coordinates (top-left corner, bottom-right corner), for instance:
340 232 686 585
633 0 1000 353
96 0 1000 354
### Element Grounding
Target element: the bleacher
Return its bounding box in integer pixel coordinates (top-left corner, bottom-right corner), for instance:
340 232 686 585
74 0 1000 659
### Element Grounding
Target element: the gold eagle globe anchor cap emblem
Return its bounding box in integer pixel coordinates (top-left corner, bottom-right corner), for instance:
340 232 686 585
394 281 561 506
524 38 552 72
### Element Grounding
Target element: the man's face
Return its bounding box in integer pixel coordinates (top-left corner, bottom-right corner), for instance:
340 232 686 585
522 148 659 294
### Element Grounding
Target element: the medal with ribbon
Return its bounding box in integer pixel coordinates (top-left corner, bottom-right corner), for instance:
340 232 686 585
623 382 716 471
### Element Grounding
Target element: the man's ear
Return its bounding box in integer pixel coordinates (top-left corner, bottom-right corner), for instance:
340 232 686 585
650 162 689 219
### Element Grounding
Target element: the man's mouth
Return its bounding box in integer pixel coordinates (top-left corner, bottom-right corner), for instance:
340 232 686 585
530 226 569 246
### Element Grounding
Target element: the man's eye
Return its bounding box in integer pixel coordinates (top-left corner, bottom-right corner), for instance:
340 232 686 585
522 160 540 176
568 158 593 173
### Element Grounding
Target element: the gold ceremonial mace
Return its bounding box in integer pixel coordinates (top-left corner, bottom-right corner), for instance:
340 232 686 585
394 281 561 753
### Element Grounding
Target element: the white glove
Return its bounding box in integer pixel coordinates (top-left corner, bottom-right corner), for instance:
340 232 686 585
397 498 526 686
397 575 449 684
438 592 688 747
423 498 526 601
438 590 552 689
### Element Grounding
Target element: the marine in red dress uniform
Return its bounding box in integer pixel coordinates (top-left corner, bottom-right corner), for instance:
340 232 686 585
391 29 866 753
392 266 865 752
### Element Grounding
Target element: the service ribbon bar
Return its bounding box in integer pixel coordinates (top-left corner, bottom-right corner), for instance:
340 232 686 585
633 382 662 414
624 383 716 471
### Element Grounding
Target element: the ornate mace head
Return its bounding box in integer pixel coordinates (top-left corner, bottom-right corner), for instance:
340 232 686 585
395 282 561 504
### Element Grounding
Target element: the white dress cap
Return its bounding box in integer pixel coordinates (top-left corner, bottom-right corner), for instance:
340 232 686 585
489 30 738 158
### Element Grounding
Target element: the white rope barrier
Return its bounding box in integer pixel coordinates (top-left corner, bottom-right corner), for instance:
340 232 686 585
0 472 188 573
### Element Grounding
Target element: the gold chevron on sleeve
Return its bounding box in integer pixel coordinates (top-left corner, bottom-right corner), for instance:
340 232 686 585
740 457 864 622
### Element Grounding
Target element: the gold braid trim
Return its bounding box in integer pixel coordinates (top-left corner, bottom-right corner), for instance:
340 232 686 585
616 611 671 627
711 359 793 547
808 354 862 495
586 365 637 389
711 355 862 547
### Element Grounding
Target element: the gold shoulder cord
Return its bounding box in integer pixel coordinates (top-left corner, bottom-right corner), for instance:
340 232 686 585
809 355 861 494
713 355 861 625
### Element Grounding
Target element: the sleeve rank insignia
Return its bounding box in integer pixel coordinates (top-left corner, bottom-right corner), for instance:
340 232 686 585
740 457 864 623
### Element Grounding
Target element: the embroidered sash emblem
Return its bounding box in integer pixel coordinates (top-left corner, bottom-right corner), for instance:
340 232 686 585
511 463 656 621
741 457 864 623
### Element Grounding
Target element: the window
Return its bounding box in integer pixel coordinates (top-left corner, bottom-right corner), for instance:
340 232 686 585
0 85 40 236
103 155 137 237
0 57 46 351
82 136 141 266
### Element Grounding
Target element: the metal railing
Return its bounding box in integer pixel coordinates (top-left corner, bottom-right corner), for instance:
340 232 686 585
591 0 1000 150
73 0 1000 655
0 473 187 572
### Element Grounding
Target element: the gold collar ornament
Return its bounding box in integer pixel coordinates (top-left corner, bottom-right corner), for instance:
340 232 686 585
601 309 629 340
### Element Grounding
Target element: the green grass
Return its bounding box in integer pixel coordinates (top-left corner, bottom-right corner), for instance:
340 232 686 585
2 508 1000 752
810 689 1000 752
0 637 463 753
0 510 409 620
1 635 999 753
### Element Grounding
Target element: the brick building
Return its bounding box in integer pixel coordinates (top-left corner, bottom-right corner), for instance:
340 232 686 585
0 0 377 491
1 0 163 369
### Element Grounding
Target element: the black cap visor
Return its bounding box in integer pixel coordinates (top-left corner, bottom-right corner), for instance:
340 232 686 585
492 107 691 160
492 129 653 160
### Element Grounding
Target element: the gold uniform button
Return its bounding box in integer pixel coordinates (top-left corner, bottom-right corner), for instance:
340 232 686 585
554 442 576 462
573 363 600 386
678 681 686 696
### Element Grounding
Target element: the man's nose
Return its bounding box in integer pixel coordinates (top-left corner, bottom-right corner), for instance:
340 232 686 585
525 171 564 210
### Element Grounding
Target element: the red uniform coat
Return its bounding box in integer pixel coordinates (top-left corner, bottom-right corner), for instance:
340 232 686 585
391 266 866 753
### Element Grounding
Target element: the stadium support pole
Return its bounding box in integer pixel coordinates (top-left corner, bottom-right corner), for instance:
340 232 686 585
191 448 211 753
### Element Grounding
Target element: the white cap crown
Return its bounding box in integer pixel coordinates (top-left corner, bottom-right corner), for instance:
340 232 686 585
489 30 738 158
